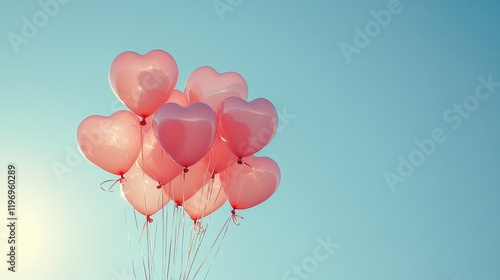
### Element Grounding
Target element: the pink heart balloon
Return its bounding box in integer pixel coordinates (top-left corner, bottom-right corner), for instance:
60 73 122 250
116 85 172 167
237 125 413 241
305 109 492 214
141 89 189 133
163 156 211 205
122 162 169 217
222 156 280 210
76 110 141 175
217 97 278 159
185 66 248 111
166 88 189 107
207 134 238 175
153 102 217 168
109 49 178 121
183 174 227 221
137 129 183 185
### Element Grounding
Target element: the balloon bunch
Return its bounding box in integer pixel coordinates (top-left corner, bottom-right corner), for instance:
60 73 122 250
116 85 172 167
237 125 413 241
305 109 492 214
76 49 281 225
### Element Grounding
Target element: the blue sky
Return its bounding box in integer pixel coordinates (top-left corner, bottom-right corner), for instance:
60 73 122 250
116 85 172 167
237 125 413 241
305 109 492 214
0 0 499 279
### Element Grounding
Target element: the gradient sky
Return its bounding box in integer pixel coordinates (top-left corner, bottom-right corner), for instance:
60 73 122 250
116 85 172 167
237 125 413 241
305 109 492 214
1 0 500 279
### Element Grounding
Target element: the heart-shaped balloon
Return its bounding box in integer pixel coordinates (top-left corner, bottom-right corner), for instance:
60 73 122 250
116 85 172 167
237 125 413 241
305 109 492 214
122 162 169 217
164 156 211 205
76 110 141 175
140 89 189 133
137 129 183 185
185 66 248 111
153 102 216 168
217 97 278 158
207 134 238 175
183 174 227 221
222 156 280 210
166 89 189 107
109 49 178 120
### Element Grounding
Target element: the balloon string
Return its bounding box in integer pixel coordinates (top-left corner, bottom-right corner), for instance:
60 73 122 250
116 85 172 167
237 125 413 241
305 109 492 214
186 219 202 266
185 176 223 278
184 216 209 279
99 175 126 192
198 177 220 224
179 207 186 280
173 207 182 278
138 125 153 279
237 157 253 169
184 221 206 279
184 225 196 280
138 219 154 279
121 197 138 280
202 219 231 280
166 204 175 279
178 206 185 280
139 217 148 242
147 218 156 278
132 208 149 280
190 217 231 280
160 196 166 279
150 194 167 275
184 168 218 278
231 209 244 226
153 221 160 279
193 220 206 234
185 174 225 280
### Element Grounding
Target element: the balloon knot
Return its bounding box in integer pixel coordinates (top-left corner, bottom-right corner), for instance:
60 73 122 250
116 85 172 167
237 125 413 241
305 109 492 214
192 220 206 234
119 175 127 184
100 175 126 192
231 209 244 226
237 158 243 164
156 184 162 189
183 167 189 173
147 215 153 223
211 172 215 179
140 118 146 126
